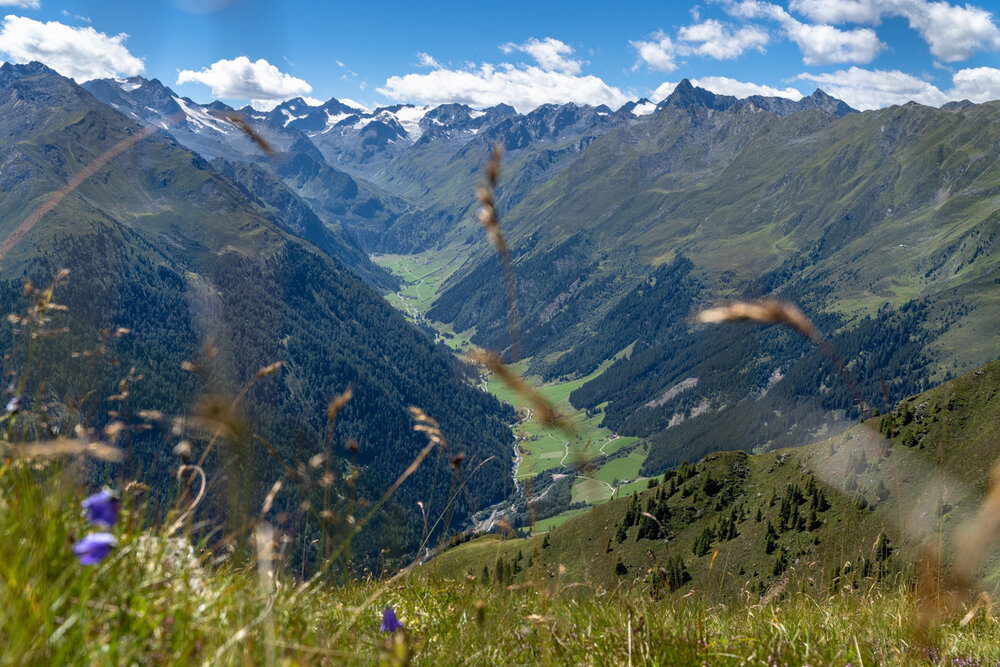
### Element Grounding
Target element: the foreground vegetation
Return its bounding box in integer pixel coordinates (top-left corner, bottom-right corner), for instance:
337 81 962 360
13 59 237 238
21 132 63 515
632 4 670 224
5 359 1000 664
5 460 1000 666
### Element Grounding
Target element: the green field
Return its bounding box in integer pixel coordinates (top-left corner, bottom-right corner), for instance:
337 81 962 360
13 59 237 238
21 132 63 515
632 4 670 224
376 249 644 510
374 250 480 351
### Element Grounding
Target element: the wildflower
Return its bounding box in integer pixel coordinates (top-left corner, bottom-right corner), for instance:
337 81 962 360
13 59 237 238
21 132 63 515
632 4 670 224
73 532 116 565
380 606 404 633
82 489 120 527
5 395 22 413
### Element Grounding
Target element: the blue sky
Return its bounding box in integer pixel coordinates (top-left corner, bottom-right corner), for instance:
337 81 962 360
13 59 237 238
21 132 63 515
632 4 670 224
1 0 999 111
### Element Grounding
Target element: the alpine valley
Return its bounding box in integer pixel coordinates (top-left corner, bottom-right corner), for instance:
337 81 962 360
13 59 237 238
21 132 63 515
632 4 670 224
3 59 999 573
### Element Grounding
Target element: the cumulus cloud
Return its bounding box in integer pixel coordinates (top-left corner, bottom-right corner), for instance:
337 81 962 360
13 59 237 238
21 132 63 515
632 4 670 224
788 0 883 24
785 21 884 64
696 76 803 99
379 62 628 112
677 19 770 59
632 20 769 71
788 0 1000 61
177 56 312 106
650 76 802 102
948 66 1000 102
796 66 948 109
797 65 1000 109
500 37 581 74
900 0 1000 61
630 31 678 72
0 14 144 80
730 1 885 64
651 80 679 101
379 39 627 111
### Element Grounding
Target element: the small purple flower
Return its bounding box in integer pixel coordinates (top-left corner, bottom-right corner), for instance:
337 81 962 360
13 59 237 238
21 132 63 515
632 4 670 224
5 395 22 414
73 532 116 565
82 489 120 527
380 606 403 633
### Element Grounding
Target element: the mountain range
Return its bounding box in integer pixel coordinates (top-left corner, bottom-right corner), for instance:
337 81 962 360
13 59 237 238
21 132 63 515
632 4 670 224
6 60 998 561
0 61 514 566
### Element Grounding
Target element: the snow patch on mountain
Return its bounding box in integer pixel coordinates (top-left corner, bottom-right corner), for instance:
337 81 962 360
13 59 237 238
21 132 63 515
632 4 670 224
117 78 142 92
172 96 232 134
391 105 431 140
631 101 657 116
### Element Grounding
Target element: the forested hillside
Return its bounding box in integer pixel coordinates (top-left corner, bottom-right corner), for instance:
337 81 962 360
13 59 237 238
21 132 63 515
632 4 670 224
0 62 514 566
427 359 1000 600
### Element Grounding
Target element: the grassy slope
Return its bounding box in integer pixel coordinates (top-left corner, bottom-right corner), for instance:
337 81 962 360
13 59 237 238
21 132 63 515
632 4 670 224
7 462 1000 666
5 363 1000 664
426 360 1000 601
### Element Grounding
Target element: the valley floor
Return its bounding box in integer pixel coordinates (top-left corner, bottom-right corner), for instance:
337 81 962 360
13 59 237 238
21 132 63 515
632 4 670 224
375 250 648 532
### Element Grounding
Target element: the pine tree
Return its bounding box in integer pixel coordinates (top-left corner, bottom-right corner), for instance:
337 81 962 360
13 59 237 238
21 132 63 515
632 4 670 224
764 521 778 554
693 526 714 556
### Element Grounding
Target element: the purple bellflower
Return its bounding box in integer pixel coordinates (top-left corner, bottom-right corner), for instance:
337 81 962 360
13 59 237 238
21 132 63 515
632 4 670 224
5 395 21 414
73 532 116 565
82 489 120 527
380 606 404 633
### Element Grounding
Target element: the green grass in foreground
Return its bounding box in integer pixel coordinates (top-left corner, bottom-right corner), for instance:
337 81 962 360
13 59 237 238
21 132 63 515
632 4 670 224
5 462 995 666
9 362 1000 664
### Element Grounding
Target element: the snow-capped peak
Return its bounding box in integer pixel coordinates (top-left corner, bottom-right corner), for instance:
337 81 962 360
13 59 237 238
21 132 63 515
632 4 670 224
389 105 431 140
172 96 233 134
631 100 657 116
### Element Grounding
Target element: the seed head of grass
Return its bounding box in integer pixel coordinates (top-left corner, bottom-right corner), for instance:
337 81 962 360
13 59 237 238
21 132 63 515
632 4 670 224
697 299 821 344
466 350 574 435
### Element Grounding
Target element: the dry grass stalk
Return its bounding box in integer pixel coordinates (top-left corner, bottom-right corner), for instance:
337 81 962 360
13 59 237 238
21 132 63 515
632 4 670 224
327 388 353 423
697 299 822 344
12 437 123 462
477 145 521 361
952 460 1000 581
913 459 1000 626
214 111 277 157
260 480 283 517
698 298 868 414
467 350 574 435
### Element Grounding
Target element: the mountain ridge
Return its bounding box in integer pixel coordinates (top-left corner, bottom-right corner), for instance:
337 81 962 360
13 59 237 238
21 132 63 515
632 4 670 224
2 61 514 564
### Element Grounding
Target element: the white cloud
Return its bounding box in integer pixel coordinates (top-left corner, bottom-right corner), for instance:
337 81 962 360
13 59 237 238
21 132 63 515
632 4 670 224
899 0 1000 61
796 66 948 109
785 21 884 64
796 65 1000 108
949 66 1000 102
677 19 770 59
788 0 1000 62
416 51 440 68
177 56 312 106
0 1 40 8
788 0 883 24
630 31 677 72
60 10 91 23
696 75 804 99
650 76 803 102
379 62 628 112
729 1 885 64
501 37 582 74
0 14 143 80
632 20 768 71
